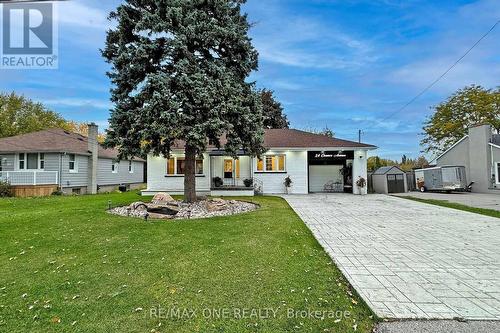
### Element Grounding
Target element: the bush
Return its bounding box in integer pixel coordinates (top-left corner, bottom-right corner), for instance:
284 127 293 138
51 190 63 196
243 178 253 187
212 177 223 187
0 180 13 197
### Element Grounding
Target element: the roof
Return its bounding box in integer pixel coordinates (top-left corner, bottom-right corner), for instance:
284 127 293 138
0 128 144 161
173 128 376 150
373 166 405 175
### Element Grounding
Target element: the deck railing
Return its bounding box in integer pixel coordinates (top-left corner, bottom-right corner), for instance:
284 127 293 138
0 171 59 186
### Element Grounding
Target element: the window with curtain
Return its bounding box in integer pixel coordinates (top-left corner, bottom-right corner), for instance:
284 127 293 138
167 158 175 175
177 158 185 174
257 155 286 172
167 157 203 175
112 161 119 173
257 158 264 171
196 159 203 174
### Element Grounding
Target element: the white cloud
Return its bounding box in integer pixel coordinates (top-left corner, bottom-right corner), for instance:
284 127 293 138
249 4 377 70
56 1 110 29
44 98 111 109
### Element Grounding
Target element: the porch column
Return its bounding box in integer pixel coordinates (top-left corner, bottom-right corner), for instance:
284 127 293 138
352 149 368 195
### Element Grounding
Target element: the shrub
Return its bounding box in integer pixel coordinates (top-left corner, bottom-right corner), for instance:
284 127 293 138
51 190 63 196
0 180 13 197
356 177 366 188
284 176 292 188
243 178 253 187
212 177 223 187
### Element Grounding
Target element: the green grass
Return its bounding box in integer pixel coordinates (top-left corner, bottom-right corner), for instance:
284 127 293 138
398 196 500 219
0 193 375 332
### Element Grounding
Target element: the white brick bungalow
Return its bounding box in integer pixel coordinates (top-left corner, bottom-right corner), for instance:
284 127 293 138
144 129 376 196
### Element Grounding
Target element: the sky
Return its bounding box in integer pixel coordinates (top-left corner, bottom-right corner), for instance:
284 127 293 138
0 0 499 160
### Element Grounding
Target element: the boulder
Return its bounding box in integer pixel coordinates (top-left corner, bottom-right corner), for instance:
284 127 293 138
151 193 175 206
130 202 148 211
206 198 228 212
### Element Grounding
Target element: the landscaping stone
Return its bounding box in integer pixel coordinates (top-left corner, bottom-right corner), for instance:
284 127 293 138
109 198 258 220
151 192 175 205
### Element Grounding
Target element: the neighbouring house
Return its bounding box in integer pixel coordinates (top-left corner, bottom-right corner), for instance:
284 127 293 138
0 124 146 197
371 166 408 194
434 124 500 194
144 129 376 196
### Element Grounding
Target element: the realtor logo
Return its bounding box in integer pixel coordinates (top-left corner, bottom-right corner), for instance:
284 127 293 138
0 1 58 69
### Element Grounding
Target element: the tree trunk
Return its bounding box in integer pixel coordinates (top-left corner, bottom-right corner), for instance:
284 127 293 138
184 144 197 203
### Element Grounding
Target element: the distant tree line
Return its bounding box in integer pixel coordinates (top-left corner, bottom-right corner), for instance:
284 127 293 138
367 155 429 172
0 92 105 141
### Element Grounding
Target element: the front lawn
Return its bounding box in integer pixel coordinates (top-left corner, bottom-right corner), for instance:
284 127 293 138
0 193 375 332
398 196 500 219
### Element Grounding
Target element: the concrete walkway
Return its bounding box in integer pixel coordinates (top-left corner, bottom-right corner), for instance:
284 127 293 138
392 192 500 212
283 194 500 320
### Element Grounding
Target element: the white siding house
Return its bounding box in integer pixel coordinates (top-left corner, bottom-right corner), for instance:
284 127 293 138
144 129 376 196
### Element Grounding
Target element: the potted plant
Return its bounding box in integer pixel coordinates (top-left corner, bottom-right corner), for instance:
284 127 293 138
212 177 223 188
355 176 366 195
243 178 253 188
284 176 293 194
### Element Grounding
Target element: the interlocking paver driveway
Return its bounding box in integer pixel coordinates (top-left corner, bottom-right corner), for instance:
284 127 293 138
283 194 500 320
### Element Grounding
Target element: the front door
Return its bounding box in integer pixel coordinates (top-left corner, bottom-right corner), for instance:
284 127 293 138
224 159 233 179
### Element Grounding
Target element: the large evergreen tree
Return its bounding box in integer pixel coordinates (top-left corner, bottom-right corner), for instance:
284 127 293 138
260 89 289 129
103 0 266 202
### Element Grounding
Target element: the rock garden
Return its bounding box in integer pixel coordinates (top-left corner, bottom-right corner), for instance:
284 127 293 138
109 193 258 220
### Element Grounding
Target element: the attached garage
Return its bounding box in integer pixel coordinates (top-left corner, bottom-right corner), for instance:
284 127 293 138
308 151 354 193
372 166 408 194
309 165 343 192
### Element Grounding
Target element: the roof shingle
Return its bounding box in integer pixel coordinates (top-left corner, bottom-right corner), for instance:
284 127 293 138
0 128 139 160
0 128 375 157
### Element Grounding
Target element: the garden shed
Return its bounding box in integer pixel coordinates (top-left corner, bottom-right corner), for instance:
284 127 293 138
372 166 408 194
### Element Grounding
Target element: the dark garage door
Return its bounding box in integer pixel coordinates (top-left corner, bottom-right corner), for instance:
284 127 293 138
387 174 405 193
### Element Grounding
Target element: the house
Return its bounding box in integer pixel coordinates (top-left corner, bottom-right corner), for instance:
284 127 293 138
144 129 376 196
435 124 500 194
371 166 408 194
0 124 146 196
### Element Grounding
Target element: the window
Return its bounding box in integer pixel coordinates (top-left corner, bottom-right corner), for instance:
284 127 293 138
128 161 133 173
257 155 286 172
196 159 203 175
112 161 119 173
235 159 240 179
176 158 185 175
496 162 500 184
257 158 264 171
167 158 175 175
0 157 2 171
39 153 45 170
166 157 203 175
26 153 38 170
19 153 25 170
224 159 233 178
68 154 76 172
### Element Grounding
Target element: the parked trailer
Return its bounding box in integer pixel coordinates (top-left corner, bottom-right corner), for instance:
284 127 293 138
414 166 467 192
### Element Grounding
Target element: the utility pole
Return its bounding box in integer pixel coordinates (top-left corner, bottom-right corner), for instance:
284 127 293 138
358 129 362 143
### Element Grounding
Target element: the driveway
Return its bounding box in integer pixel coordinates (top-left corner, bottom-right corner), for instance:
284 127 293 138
283 194 500 320
392 192 500 212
